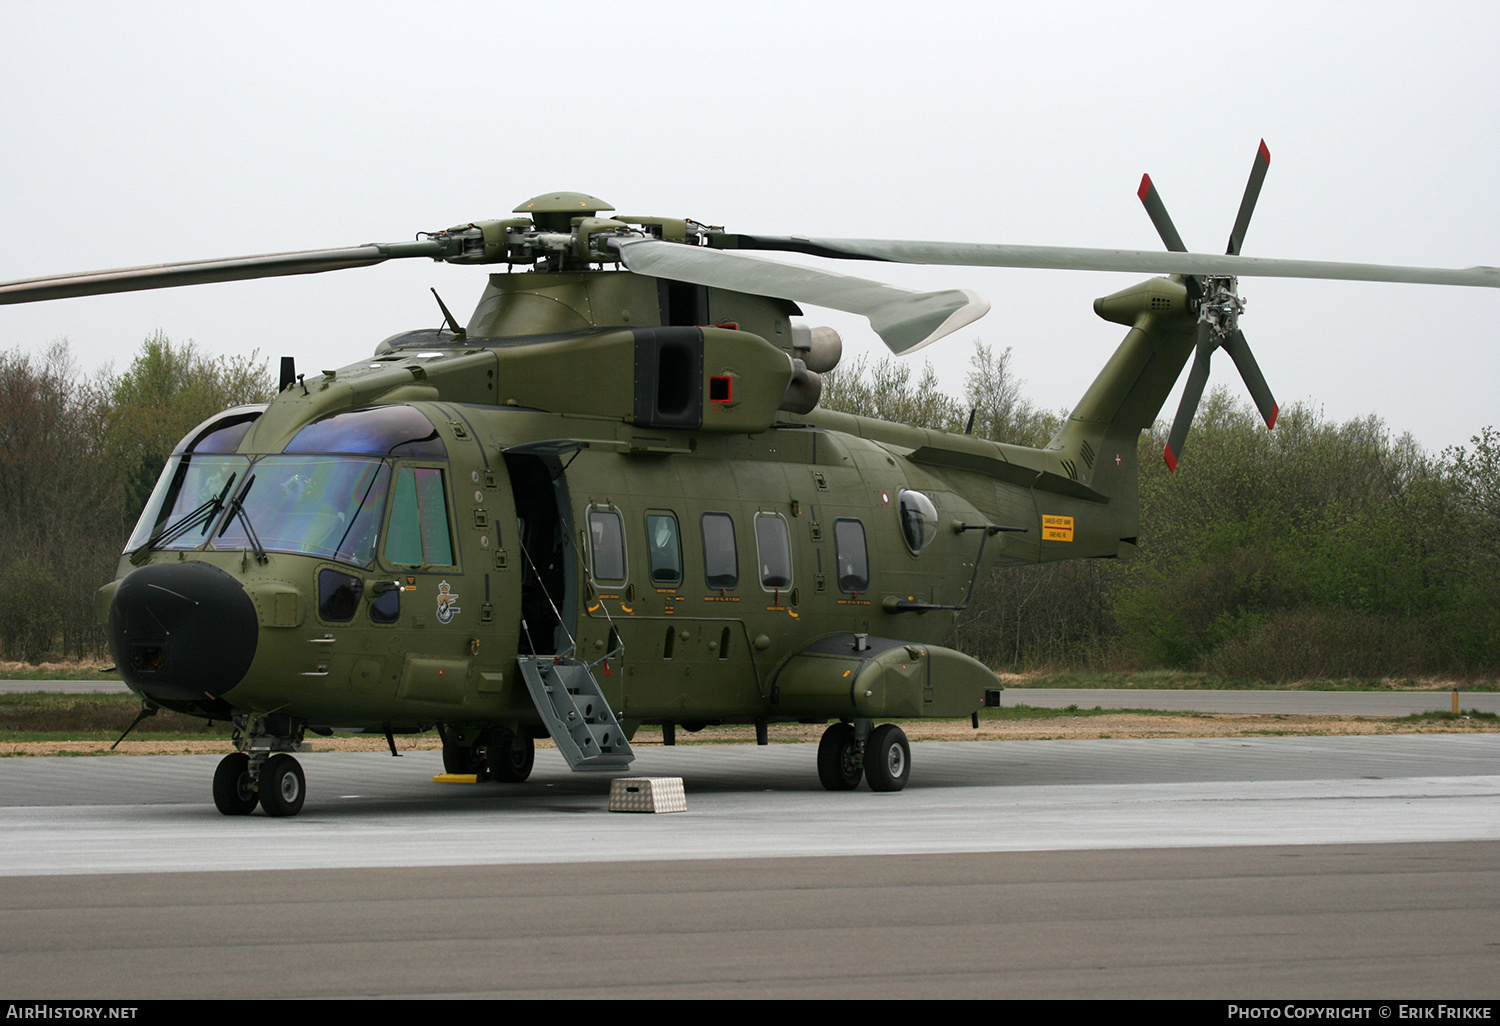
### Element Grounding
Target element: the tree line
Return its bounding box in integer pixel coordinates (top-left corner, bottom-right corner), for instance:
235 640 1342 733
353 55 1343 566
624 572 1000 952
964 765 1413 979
822 346 1500 681
0 335 275 662
1 334 1494 681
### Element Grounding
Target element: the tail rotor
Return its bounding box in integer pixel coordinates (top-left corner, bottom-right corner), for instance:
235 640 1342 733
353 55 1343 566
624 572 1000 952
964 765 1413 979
1142 139 1279 471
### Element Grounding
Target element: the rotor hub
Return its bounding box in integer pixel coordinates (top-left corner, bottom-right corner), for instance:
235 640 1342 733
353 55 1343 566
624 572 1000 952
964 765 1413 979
513 192 615 232
1197 275 1245 338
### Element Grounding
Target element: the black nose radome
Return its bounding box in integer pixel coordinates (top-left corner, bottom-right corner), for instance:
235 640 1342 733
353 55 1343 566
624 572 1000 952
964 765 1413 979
109 562 258 703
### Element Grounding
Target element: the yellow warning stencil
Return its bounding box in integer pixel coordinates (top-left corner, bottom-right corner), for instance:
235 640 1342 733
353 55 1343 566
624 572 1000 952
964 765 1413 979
1042 515 1074 542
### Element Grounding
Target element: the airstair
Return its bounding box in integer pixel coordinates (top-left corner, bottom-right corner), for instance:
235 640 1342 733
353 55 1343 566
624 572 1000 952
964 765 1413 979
516 656 635 771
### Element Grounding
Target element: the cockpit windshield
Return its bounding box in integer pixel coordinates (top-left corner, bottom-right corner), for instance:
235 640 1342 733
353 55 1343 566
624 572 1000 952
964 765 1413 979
125 454 250 553
124 404 453 569
212 456 390 565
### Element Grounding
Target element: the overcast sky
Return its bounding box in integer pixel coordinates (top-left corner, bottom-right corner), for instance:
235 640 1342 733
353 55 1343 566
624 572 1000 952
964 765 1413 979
2 0 1496 456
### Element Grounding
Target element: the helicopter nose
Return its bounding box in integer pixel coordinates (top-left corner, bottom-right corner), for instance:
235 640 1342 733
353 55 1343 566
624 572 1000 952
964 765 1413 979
108 562 259 703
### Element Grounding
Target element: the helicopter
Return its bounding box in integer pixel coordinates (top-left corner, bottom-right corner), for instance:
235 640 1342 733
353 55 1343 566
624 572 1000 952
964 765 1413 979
3 143 1496 817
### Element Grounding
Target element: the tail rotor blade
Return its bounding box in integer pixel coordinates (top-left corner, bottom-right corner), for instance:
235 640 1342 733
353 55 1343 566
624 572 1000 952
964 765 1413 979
1226 140 1271 256
1222 328 1279 428
1164 324 1217 472
1137 174 1189 253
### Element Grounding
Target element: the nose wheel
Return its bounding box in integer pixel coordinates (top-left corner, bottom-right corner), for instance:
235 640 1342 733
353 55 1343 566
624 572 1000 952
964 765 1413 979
212 753 259 815
212 751 307 816
213 715 310 817
258 754 306 817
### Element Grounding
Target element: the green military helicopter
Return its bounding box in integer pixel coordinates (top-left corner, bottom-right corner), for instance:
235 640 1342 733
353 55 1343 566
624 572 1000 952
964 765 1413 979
3 143 1496 816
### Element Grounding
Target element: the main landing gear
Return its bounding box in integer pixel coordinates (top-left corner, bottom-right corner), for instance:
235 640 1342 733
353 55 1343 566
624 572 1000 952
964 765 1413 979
212 714 308 817
817 720 910 792
439 725 536 783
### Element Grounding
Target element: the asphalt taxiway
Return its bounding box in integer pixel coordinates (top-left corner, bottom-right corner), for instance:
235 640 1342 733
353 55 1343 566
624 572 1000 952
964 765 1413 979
0 735 1496 998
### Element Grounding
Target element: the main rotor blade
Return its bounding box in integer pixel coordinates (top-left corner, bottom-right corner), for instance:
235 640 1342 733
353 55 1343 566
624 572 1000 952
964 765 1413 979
1164 325 1218 473
1137 174 1189 253
710 235 1500 289
1227 140 1271 257
612 237 989 353
0 241 444 305
1221 328 1279 428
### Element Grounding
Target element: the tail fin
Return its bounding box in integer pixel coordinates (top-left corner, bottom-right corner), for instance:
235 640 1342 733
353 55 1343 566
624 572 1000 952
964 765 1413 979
1043 276 1198 516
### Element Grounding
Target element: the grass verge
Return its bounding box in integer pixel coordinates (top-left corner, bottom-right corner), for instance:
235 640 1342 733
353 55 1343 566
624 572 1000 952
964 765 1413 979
1001 669 1500 691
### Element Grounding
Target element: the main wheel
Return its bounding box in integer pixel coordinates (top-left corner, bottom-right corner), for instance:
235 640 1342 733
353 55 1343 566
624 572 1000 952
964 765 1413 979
212 753 258 815
258 754 306 817
863 723 910 792
440 727 484 775
485 730 535 783
817 722 863 791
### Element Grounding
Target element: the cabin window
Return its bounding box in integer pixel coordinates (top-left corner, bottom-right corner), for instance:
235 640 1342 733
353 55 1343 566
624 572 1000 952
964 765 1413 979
898 489 939 554
834 518 870 593
385 466 454 566
754 513 793 591
701 512 739 590
645 511 683 586
588 508 627 585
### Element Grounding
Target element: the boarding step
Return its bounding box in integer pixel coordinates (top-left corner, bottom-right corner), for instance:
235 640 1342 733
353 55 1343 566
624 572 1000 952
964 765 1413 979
516 656 635 772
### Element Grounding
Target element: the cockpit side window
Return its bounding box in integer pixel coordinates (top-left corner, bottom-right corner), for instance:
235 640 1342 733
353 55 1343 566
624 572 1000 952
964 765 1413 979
385 466 454 566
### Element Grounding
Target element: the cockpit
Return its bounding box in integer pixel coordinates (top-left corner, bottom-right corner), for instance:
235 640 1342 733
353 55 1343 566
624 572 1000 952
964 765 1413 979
126 405 455 569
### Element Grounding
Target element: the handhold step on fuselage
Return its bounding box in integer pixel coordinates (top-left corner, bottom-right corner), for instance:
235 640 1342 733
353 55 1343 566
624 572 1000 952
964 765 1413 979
516 656 635 772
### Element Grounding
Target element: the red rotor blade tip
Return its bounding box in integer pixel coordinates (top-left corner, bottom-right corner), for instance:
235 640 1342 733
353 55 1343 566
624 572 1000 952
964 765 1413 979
1138 174 1153 202
1266 404 1279 430
1163 445 1178 473
1258 140 1270 166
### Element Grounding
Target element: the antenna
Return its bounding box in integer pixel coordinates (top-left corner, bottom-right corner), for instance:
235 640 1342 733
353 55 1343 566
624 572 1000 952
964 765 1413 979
430 288 466 341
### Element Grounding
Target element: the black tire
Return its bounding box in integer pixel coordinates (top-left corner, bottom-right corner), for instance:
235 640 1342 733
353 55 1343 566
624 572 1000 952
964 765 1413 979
485 731 535 783
440 727 484 775
212 753 258 815
258 754 306 817
817 722 863 791
863 723 910 792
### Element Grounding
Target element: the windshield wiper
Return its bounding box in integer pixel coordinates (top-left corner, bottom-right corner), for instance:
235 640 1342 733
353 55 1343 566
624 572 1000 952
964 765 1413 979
217 474 268 564
132 473 238 564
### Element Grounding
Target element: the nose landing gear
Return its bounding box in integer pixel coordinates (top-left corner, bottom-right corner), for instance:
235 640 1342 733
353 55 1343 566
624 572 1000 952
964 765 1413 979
212 715 308 817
